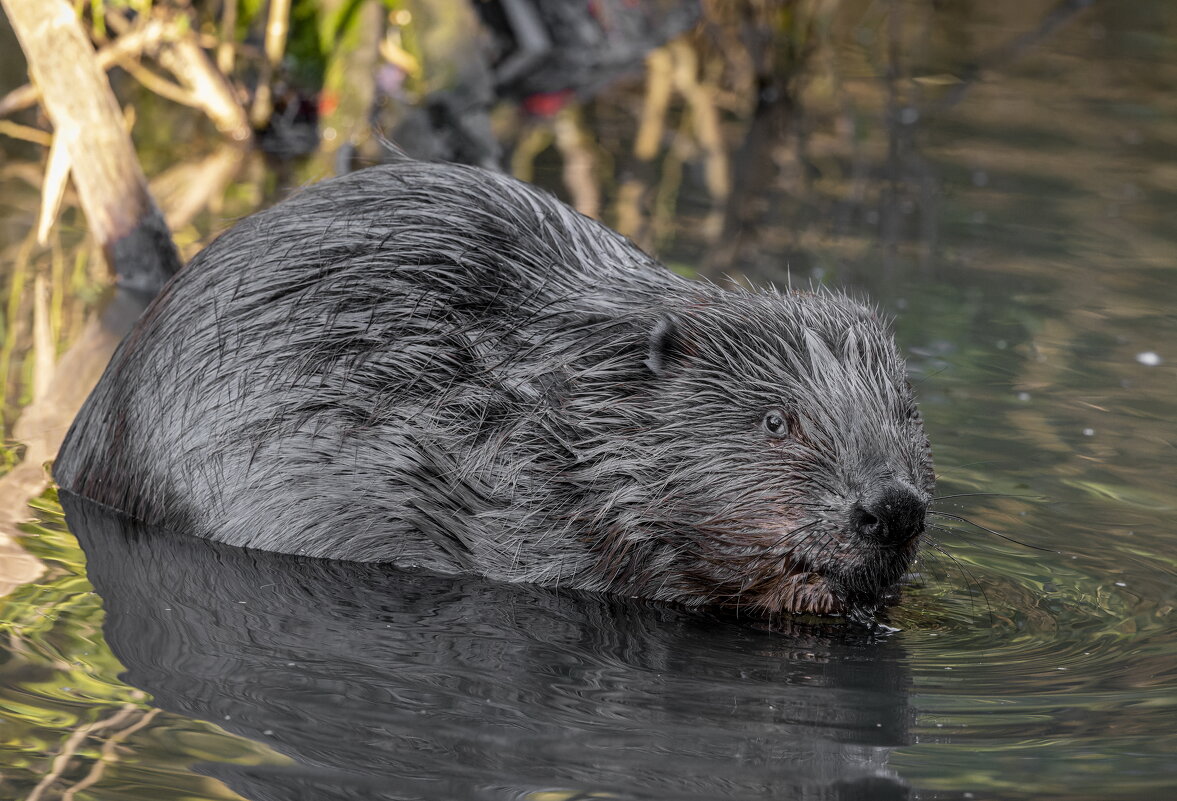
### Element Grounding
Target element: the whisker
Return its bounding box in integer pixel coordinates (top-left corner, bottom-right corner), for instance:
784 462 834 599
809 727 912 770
930 511 1056 552
910 364 950 385
932 492 1041 502
770 520 821 553
940 459 1001 470
924 536 994 625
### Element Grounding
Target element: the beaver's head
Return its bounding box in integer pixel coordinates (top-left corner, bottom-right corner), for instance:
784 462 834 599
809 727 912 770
581 289 934 621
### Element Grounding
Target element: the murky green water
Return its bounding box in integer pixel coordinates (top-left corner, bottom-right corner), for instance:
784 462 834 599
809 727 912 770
2 2 1175 799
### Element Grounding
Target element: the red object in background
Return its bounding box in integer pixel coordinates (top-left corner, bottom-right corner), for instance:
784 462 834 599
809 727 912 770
522 90 574 117
318 90 339 118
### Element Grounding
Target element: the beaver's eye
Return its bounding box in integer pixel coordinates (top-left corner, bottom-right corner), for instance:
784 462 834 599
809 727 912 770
763 409 791 438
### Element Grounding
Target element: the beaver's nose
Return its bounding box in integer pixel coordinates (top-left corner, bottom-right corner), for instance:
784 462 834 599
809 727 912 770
849 483 927 546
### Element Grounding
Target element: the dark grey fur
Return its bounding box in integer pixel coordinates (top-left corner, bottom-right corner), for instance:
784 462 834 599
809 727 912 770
55 160 934 617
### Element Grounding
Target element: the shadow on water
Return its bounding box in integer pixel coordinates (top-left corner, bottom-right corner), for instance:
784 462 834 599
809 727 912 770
65 492 913 801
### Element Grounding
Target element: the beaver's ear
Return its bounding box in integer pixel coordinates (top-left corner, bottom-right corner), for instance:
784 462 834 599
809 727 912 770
644 314 690 377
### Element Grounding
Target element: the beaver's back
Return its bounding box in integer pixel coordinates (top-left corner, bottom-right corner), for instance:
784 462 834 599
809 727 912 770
54 161 688 571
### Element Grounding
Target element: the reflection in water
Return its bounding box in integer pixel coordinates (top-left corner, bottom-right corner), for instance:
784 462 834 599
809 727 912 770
66 492 913 801
0 287 149 594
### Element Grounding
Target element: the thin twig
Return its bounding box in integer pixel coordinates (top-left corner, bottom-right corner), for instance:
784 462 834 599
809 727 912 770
117 58 198 109
0 120 51 145
0 17 172 117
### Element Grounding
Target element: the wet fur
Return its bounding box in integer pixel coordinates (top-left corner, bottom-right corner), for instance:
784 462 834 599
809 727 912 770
55 160 934 617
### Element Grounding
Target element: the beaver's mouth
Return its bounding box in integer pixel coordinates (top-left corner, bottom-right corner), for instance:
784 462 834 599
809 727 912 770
752 536 918 618
813 539 918 615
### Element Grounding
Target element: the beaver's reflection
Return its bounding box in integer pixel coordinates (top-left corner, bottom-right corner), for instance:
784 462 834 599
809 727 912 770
65 492 913 801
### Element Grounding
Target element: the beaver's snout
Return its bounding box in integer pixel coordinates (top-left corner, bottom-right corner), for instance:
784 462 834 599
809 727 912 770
849 483 928 547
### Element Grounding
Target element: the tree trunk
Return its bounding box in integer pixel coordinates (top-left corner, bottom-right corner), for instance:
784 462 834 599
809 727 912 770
1 0 181 295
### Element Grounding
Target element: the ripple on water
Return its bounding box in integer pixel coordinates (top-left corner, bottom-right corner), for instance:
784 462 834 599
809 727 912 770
886 517 1177 797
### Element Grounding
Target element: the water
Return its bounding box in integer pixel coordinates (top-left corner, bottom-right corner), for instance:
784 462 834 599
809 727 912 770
2 2 1176 799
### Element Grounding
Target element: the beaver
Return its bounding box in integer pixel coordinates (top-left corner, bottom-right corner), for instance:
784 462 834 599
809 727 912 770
54 159 934 619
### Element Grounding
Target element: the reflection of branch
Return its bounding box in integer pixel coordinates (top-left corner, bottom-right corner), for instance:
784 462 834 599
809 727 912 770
0 289 146 595
617 46 674 246
26 705 137 801
670 40 729 209
217 0 240 76
150 145 248 231
26 699 155 801
933 0 1096 112
250 0 291 128
60 706 160 801
635 48 673 162
553 108 600 218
